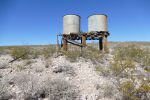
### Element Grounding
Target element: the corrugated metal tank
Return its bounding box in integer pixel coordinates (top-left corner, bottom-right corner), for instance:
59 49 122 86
63 14 80 34
88 14 107 32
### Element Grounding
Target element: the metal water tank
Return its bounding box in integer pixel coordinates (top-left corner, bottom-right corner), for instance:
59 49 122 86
63 14 80 34
88 14 107 32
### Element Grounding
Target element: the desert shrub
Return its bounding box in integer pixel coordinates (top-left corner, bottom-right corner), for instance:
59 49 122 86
82 46 105 63
10 73 79 99
119 80 150 100
43 46 56 59
53 65 76 76
95 66 110 77
144 66 150 72
0 63 8 69
0 47 11 55
42 78 78 100
114 45 150 65
0 47 5 55
96 84 116 99
16 65 26 72
136 82 150 99
30 50 41 59
35 66 44 73
114 45 144 62
103 85 114 98
111 45 150 77
0 81 13 100
11 47 30 60
119 81 139 100
0 74 2 78
64 50 81 62
45 59 52 68
12 73 41 99
24 60 33 66
64 46 105 63
142 49 150 67
111 58 135 77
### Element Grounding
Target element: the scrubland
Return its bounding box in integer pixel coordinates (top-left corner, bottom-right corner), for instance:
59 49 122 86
0 42 150 100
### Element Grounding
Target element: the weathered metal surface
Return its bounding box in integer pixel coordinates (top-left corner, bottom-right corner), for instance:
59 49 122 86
67 40 83 47
61 31 109 40
81 35 86 47
59 31 109 51
62 36 67 51
99 37 103 51
63 15 80 34
88 14 107 32
103 35 108 51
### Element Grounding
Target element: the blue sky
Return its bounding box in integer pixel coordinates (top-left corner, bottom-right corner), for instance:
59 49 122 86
0 0 150 46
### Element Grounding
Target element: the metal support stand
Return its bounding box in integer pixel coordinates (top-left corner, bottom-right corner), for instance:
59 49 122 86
62 36 67 51
58 31 109 52
103 35 108 51
81 35 86 47
99 37 103 51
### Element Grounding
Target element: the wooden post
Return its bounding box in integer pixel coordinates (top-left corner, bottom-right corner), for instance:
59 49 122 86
62 35 67 51
56 35 60 51
81 35 86 47
99 37 103 51
103 35 108 51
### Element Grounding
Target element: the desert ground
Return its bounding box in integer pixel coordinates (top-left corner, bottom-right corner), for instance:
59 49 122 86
0 42 150 100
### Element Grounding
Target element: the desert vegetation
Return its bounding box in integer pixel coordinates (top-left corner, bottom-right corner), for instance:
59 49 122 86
0 42 150 100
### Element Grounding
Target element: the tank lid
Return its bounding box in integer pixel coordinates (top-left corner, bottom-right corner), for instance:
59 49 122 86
88 14 107 18
63 14 81 18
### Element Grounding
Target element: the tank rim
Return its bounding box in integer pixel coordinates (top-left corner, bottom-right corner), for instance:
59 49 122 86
63 14 81 18
88 14 107 18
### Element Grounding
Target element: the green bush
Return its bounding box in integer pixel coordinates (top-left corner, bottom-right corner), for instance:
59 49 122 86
119 81 139 100
11 47 30 60
42 78 79 100
82 46 105 63
31 50 41 59
113 45 144 62
119 80 150 100
16 65 26 72
110 45 150 77
64 46 105 63
114 45 150 66
43 46 56 59
142 49 150 66
64 50 81 62
0 82 13 99
111 58 135 77
95 66 110 77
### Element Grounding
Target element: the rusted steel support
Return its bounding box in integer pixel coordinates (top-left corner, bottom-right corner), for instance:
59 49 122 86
62 36 67 51
99 37 103 51
81 35 86 47
60 31 109 51
103 35 108 51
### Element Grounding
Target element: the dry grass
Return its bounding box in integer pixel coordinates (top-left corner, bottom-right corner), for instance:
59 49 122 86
42 78 79 100
110 44 150 99
64 46 105 63
0 81 13 100
53 65 76 76
119 80 150 100
0 63 8 69
11 47 30 60
12 73 41 99
111 44 150 77
42 45 56 59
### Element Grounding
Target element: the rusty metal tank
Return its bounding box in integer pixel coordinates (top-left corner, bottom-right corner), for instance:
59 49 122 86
88 14 107 32
63 14 80 34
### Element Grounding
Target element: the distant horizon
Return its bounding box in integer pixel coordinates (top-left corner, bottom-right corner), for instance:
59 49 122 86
0 41 150 47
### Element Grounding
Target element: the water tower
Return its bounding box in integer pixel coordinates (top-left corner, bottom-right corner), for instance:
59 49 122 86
57 14 109 51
